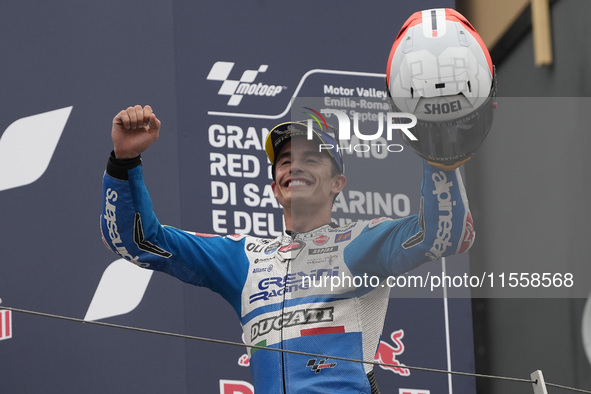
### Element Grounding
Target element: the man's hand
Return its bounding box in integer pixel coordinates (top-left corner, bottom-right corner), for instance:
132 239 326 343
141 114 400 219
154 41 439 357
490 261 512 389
112 105 161 159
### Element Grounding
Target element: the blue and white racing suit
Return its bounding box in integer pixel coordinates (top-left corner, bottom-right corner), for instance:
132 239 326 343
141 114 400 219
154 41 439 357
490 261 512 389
100 154 474 394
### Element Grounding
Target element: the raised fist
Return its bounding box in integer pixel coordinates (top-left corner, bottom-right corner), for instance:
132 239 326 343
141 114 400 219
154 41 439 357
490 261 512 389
112 105 161 159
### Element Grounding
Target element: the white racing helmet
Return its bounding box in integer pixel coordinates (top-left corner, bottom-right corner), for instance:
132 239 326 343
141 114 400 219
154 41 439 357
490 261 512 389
387 8 496 165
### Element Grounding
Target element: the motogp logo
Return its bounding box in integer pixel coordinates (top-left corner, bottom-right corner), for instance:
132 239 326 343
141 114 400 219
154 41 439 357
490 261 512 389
206 61 285 106
307 358 337 373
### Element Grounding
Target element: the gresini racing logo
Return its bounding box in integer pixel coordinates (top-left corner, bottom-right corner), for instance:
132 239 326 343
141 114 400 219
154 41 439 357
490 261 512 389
251 307 334 341
206 61 285 106
249 268 340 303
426 171 455 260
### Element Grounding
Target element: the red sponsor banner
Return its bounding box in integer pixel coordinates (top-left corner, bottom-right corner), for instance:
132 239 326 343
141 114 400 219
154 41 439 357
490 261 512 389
0 310 12 341
300 326 345 336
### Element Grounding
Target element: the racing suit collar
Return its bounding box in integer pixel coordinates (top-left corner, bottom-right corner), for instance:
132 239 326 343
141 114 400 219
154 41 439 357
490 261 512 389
285 222 338 238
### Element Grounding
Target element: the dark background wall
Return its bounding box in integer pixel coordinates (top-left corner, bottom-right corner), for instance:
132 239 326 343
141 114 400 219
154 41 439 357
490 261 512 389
0 2 187 393
462 0 591 392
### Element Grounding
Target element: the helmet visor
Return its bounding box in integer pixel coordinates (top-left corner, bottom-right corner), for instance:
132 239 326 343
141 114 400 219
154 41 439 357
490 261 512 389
394 71 496 165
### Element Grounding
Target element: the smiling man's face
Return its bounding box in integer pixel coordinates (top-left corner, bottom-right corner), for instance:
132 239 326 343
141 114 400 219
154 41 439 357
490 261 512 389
271 138 345 212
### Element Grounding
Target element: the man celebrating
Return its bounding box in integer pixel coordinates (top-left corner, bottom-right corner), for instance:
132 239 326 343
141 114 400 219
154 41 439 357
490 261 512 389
101 8 494 394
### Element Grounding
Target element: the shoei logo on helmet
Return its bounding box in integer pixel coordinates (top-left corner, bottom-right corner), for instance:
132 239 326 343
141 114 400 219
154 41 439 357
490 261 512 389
206 61 285 106
303 107 418 156
424 100 463 115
